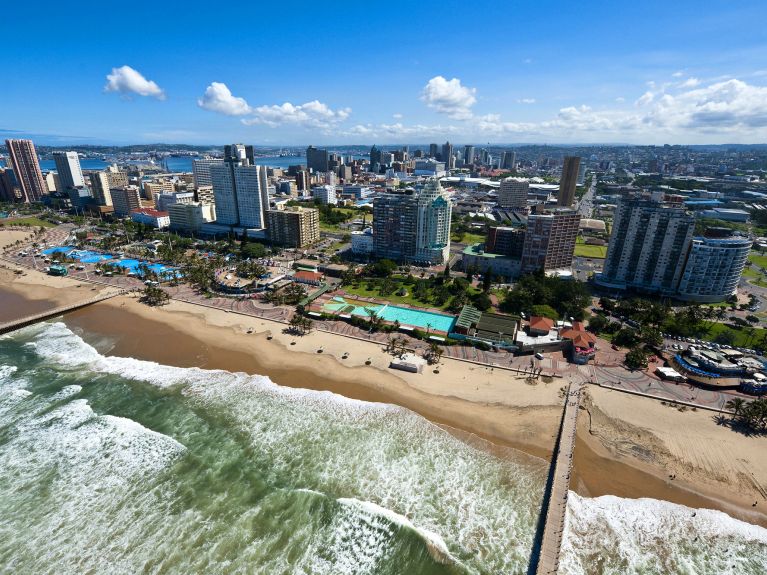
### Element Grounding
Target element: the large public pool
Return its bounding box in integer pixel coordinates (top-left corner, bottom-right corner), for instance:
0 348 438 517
42 246 180 278
323 296 456 333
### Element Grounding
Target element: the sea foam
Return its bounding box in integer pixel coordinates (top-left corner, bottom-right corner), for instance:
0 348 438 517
560 493 767 574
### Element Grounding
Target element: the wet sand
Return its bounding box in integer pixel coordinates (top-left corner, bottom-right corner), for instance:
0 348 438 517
0 288 58 323
63 302 557 463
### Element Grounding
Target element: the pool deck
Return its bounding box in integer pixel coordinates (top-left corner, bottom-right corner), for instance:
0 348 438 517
310 290 457 336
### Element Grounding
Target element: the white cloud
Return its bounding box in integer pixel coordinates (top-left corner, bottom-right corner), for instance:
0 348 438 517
197 82 252 116
104 65 165 99
392 113 403 119
672 71 685 78
679 77 700 88
421 76 477 120
636 91 655 106
642 79 767 130
615 97 626 103
517 98 536 104
242 100 351 129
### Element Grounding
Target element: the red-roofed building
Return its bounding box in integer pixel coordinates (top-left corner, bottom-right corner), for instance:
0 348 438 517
293 270 324 286
528 316 555 336
131 208 170 229
560 326 598 364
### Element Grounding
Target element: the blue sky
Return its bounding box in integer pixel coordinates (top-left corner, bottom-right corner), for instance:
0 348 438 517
3 0 767 145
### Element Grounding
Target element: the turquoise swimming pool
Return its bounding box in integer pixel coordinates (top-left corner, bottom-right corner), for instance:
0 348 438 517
42 246 180 278
322 297 456 332
376 304 455 332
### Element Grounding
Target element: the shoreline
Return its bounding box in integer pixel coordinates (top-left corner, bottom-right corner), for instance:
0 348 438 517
1 257 766 528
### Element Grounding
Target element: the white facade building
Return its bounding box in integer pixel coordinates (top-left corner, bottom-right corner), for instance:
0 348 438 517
677 236 752 302
52 151 84 190
192 158 224 188
156 191 195 212
131 208 170 229
312 184 337 205
168 202 216 233
210 163 268 229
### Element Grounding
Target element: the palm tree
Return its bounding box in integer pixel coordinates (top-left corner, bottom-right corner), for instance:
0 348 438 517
725 398 746 416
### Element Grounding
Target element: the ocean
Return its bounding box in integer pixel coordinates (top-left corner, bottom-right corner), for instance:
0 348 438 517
24 154 367 174
1 321 766 574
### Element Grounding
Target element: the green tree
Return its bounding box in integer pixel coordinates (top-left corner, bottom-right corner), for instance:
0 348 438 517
531 304 559 320
587 314 610 333
366 259 397 277
625 347 649 370
472 292 492 311
482 269 493 292
282 282 307 305
639 326 664 348
140 284 170 306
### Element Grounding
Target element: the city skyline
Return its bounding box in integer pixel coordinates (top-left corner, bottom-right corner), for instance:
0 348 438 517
3 1 767 146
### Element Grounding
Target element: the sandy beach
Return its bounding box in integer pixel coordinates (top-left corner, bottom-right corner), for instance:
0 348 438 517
1 241 765 528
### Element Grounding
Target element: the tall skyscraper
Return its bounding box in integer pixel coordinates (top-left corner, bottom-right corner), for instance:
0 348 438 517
502 151 517 170
557 156 581 207
211 145 268 229
192 158 224 187
429 143 439 159
0 168 21 202
5 139 47 202
441 141 454 169
520 209 581 274
369 145 382 172
89 171 113 206
372 179 452 264
497 177 529 210
224 144 254 165
677 235 751 302
463 145 475 165
597 198 695 295
52 151 84 191
306 145 329 173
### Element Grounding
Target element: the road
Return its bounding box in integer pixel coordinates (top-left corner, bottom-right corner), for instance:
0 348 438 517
575 176 596 218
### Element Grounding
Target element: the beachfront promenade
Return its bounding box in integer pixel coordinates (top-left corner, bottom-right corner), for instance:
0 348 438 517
0 289 124 335
533 381 583 575
1 226 752 411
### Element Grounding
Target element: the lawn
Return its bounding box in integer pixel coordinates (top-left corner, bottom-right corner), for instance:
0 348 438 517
343 277 481 312
742 266 761 279
703 322 765 348
344 282 442 309
452 231 486 245
574 237 607 258
0 217 55 228
748 252 767 270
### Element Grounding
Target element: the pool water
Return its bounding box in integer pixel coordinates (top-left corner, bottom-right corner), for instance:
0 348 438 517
377 304 456 333
322 298 456 332
42 246 179 279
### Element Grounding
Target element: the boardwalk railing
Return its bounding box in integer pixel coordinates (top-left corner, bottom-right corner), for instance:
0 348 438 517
531 381 582 575
0 290 124 335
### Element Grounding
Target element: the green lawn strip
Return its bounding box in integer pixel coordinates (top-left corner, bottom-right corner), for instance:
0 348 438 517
700 322 764 348
748 252 767 269
342 277 480 312
0 217 55 228
574 244 607 258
